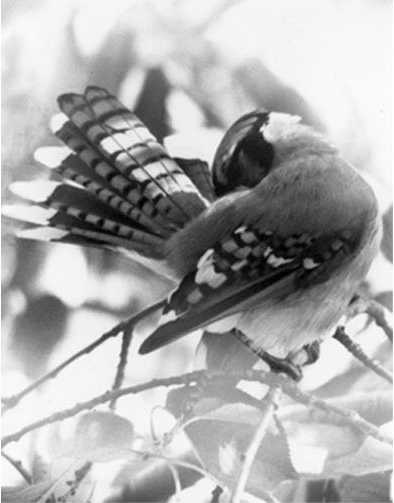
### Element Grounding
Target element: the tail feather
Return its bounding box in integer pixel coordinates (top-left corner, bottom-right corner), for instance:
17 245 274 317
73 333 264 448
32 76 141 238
35 145 170 237
58 87 208 224
9 181 163 256
5 86 212 274
174 158 215 203
50 119 174 234
16 226 114 251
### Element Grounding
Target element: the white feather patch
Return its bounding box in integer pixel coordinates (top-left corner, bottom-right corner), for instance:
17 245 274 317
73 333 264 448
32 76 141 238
9 181 61 202
2 204 57 225
195 263 227 288
266 254 294 267
158 309 178 326
195 249 228 288
261 112 301 143
303 258 320 269
197 249 214 268
34 146 73 168
17 226 69 241
50 113 69 133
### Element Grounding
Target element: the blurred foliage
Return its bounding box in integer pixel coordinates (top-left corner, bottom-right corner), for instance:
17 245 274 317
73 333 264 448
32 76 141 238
1 0 392 502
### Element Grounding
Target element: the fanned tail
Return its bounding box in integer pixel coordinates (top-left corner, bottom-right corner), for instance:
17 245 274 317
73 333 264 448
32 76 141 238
4 87 211 273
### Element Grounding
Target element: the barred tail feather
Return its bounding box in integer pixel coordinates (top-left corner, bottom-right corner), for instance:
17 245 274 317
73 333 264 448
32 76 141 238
5 86 212 272
8 181 163 257
57 86 209 223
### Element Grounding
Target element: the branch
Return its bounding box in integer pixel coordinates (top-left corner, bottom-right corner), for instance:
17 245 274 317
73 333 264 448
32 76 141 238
365 298 393 342
348 294 393 342
232 385 282 503
109 326 134 411
2 299 166 413
333 326 393 384
1 450 32 484
166 463 182 500
2 370 390 448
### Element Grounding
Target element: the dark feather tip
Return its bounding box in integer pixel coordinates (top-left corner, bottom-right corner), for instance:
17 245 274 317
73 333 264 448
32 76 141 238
84 85 108 95
138 335 159 355
138 324 184 355
57 92 82 107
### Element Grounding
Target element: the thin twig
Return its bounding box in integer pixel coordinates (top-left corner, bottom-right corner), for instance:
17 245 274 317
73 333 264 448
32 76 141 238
109 326 134 411
1 371 206 447
3 370 390 448
232 385 282 503
2 299 166 413
1 450 32 484
333 326 393 384
347 294 393 342
166 463 182 501
365 298 393 342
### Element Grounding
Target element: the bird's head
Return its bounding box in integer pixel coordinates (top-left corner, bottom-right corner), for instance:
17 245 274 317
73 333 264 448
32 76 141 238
212 109 331 196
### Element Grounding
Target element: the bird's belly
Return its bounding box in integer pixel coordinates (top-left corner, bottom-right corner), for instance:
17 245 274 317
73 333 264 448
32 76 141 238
236 283 350 358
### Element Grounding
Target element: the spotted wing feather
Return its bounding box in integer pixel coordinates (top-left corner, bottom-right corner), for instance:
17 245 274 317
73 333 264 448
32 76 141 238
139 225 353 353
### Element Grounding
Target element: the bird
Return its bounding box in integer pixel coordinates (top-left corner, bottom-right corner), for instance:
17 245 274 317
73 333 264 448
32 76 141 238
3 86 381 376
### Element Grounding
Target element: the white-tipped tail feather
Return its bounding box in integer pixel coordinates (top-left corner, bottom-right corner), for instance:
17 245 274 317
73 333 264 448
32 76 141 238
9 181 63 202
5 86 212 276
17 227 70 241
34 146 72 169
2 204 57 225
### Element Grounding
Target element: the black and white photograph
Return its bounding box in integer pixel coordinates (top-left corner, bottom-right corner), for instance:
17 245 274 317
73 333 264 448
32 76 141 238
1 0 392 501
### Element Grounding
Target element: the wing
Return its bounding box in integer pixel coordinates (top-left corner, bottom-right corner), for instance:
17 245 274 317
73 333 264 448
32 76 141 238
139 224 353 353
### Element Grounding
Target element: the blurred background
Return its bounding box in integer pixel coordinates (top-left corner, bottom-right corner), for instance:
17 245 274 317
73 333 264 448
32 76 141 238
1 0 392 499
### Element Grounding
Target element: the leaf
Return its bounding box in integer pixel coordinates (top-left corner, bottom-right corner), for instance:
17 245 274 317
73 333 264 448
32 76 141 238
50 411 135 463
166 383 265 419
184 403 297 497
166 386 227 418
44 459 93 503
113 454 202 503
280 397 393 479
324 422 392 477
285 421 363 475
192 403 262 425
168 478 230 503
2 481 54 503
2 460 94 503
338 471 391 502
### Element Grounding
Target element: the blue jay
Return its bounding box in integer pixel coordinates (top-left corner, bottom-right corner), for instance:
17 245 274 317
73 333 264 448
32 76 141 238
4 87 381 373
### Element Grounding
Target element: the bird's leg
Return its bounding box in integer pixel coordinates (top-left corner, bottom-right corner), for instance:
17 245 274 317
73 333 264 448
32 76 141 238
231 329 303 381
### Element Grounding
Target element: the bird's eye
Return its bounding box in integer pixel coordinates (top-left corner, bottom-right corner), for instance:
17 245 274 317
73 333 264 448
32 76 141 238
212 109 274 196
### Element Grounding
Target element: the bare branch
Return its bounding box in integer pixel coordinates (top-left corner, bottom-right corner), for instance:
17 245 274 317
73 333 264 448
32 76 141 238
109 326 134 411
333 326 393 384
365 298 393 342
166 463 182 501
2 299 166 413
2 370 390 448
1 450 32 484
347 294 393 342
